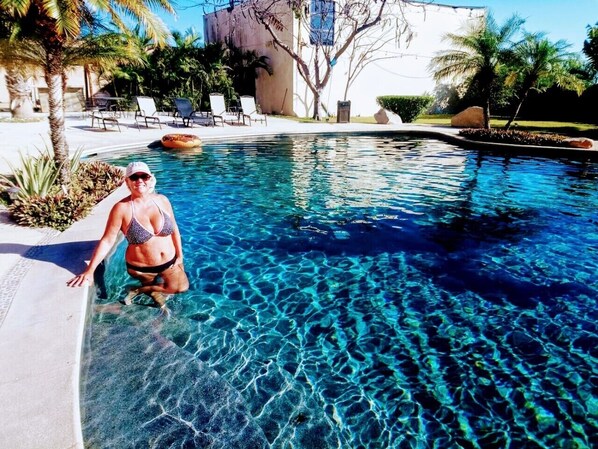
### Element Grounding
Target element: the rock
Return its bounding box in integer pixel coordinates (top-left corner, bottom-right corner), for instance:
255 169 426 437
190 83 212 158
374 108 402 125
451 106 484 128
564 138 594 149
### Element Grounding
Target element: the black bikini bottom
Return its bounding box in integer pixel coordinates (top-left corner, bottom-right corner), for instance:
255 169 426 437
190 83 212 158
126 255 177 274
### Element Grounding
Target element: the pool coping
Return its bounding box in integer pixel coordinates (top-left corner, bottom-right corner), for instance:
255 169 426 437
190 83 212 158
0 122 595 449
0 185 128 449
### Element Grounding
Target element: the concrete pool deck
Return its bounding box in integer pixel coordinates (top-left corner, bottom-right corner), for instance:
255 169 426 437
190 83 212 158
0 113 595 448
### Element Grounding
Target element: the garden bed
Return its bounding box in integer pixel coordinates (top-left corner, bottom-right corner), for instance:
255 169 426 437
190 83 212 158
459 129 593 149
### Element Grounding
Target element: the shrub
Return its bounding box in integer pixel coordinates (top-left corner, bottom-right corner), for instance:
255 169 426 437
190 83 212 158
0 151 60 199
459 129 571 147
3 158 124 231
376 95 434 123
0 148 82 200
9 192 95 231
579 84 598 124
72 161 125 202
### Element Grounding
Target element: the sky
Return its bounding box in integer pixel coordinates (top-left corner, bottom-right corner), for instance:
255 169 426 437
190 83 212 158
161 0 597 55
437 0 597 53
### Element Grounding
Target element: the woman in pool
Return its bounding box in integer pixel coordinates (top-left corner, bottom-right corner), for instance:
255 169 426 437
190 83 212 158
67 161 189 310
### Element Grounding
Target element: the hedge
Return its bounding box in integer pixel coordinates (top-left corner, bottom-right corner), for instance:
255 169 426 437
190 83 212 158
376 95 434 123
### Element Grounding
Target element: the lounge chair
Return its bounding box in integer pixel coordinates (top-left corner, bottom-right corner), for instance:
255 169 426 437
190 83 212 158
88 92 121 131
173 98 214 127
209 93 242 126
240 95 267 126
90 109 121 131
134 96 171 129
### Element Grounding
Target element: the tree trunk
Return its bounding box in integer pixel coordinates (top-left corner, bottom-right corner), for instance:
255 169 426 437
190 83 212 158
5 67 35 119
45 46 71 188
312 49 322 121
483 98 491 129
505 90 529 131
312 88 322 121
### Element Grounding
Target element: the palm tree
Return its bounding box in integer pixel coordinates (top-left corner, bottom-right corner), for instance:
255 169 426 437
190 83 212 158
225 41 272 97
1 29 147 113
4 65 35 118
102 25 154 99
0 12 36 118
429 14 524 129
0 0 173 187
583 23 598 79
157 29 204 105
504 33 585 130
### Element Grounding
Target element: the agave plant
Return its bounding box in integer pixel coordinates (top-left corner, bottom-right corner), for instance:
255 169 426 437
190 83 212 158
0 148 82 200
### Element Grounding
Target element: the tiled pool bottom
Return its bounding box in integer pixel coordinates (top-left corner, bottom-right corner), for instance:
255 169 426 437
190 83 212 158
82 135 598 448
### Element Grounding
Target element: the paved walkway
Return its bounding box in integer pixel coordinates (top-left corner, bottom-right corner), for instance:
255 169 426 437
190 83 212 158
0 113 595 448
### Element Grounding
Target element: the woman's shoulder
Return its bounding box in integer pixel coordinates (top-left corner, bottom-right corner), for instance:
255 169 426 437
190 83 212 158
115 195 132 206
111 196 131 213
153 193 171 205
152 193 174 213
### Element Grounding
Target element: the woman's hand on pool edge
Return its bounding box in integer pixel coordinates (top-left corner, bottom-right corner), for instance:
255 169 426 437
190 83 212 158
67 273 93 287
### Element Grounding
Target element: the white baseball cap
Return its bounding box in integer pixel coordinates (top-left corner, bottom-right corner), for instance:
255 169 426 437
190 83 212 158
125 161 152 178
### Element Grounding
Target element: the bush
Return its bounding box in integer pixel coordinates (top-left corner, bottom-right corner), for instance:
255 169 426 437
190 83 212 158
0 148 82 200
9 192 95 231
0 151 61 199
4 159 124 231
376 95 434 123
72 161 125 202
579 84 598 124
459 129 571 147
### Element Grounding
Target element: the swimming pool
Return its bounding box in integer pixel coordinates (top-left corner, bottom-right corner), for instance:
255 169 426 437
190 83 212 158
81 134 598 448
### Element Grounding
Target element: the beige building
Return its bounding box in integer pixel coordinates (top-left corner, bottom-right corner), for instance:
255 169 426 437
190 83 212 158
0 65 102 113
204 1 485 118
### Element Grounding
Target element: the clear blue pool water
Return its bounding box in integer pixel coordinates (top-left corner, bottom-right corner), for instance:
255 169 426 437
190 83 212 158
82 134 598 449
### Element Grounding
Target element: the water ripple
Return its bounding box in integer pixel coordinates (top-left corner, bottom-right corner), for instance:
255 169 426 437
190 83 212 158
84 134 598 449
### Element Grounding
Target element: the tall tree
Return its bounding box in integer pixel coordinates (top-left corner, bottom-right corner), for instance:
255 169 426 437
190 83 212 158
0 11 36 118
430 14 523 129
583 22 598 77
342 26 396 101
504 33 585 130
114 38 237 111
225 40 272 98
199 0 413 120
0 0 173 187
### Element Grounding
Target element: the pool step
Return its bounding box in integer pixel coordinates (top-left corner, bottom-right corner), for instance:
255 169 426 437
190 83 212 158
81 322 269 448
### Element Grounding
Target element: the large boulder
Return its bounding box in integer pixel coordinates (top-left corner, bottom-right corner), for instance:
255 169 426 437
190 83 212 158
374 108 402 125
564 138 594 149
451 106 484 128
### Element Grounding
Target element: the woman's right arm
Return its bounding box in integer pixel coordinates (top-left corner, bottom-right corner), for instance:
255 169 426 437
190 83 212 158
67 204 125 287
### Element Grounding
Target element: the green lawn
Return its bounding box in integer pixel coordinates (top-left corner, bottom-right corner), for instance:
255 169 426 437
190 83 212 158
415 115 598 139
354 114 598 139
279 114 597 139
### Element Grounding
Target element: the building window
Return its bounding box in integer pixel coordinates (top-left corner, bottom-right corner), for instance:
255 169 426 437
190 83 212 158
310 0 335 46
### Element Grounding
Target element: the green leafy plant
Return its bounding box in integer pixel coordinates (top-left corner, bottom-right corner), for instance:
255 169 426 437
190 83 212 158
0 148 83 200
0 151 60 199
9 192 95 231
71 160 124 202
376 95 434 123
3 156 124 231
